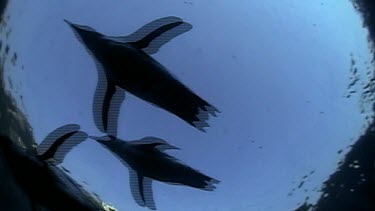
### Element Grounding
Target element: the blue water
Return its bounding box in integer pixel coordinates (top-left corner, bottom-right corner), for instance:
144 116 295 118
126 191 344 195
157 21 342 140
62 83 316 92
1 0 372 210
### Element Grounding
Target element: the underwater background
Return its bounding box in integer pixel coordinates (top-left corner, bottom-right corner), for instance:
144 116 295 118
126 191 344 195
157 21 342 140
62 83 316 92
0 0 374 210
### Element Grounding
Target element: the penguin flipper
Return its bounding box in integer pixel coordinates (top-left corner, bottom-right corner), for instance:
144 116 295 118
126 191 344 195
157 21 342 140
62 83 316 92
107 85 125 136
129 169 156 210
143 177 156 210
93 65 125 136
111 16 192 55
129 169 146 207
37 124 88 164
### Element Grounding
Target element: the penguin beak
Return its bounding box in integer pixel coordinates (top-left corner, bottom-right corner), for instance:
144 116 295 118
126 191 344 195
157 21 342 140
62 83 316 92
64 19 77 29
64 19 88 33
63 19 72 25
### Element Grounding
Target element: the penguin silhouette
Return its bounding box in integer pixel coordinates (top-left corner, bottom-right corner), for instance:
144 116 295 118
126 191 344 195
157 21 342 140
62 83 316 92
90 135 220 210
0 124 105 211
65 16 219 135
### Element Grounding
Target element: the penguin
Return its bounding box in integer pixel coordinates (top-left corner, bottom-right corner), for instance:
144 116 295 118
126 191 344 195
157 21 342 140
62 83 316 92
90 135 220 210
65 16 219 135
0 124 106 211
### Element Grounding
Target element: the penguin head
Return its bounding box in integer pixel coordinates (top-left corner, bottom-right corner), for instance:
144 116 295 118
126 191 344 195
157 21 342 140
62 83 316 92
89 135 122 152
64 19 103 47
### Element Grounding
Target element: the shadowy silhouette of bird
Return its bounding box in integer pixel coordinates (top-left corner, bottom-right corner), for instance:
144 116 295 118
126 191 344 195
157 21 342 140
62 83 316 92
37 124 88 164
0 125 105 211
65 16 219 134
90 135 220 210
